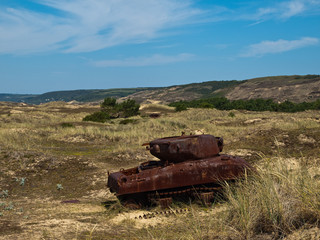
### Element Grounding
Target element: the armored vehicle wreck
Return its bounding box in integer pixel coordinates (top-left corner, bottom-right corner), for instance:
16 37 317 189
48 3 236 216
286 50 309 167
107 134 252 208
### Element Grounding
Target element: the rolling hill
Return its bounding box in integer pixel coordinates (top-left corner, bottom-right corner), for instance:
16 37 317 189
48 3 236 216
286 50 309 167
0 88 159 104
119 80 242 104
223 75 320 103
1 75 319 104
120 75 320 104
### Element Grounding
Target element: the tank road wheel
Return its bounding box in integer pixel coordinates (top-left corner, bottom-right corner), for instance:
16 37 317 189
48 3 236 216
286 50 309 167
122 199 141 210
158 197 173 209
119 193 149 209
200 192 214 206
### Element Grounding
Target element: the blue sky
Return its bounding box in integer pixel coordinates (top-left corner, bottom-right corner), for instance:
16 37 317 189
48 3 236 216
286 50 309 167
0 0 319 94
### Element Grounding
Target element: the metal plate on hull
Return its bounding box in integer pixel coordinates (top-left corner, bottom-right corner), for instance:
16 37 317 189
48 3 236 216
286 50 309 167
107 154 249 196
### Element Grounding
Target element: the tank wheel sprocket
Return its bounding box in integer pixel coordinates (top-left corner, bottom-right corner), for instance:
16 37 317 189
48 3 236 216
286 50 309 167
122 199 141 210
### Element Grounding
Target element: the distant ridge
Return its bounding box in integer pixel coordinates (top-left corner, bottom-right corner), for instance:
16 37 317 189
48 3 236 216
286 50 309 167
120 75 320 104
224 75 320 103
1 75 319 104
0 93 38 102
0 88 159 104
119 80 242 104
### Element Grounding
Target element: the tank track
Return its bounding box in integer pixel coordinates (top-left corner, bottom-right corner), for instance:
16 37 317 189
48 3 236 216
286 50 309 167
134 208 189 219
146 185 222 208
131 186 222 219
147 185 221 198
133 186 222 219
119 185 223 209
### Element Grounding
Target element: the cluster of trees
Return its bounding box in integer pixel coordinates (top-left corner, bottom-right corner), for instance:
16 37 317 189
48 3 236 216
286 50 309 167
83 97 140 123
169 97 320 113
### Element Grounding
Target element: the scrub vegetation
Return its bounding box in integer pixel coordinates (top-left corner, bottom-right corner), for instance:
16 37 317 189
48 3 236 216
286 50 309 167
83 98 140 123
169 97 320 113
0 101 320 239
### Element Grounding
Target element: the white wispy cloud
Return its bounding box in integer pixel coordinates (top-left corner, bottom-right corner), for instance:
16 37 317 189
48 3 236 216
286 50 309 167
282 0 306 18
251 0 320 21
92 53 194 67
240 37 319 57
1 0 319 55
0 0 203 54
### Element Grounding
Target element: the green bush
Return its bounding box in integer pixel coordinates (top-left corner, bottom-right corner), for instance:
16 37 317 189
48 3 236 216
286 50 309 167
83 97 140 122
101 98 140 118
175 103 187 112
101 97 116 108
199 102 214 108
60 122 74 128
169 97 320 113
116 99 140 117
228 112 235 118
83 111 110 123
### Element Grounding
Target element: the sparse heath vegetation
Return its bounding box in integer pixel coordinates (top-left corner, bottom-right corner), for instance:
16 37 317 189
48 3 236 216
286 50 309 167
0 101 319 239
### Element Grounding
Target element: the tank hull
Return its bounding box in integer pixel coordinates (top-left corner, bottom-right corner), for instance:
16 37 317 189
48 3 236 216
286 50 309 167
107 154 250 197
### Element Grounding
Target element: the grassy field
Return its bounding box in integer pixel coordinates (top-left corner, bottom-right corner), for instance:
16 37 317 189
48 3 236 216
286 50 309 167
0 101 319 239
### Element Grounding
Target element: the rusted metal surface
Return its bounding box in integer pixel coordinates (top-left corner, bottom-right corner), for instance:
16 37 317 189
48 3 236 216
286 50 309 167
148 134 223 162
200 192 215 206
108 154 249 196
158 198 172 209
107 134 253 208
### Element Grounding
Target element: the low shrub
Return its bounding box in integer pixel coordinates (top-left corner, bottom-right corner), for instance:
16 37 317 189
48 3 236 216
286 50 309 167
83 111 110 123
175 103 187 112
83 97 140 122
169 97 320 112
60 122 74 128
119 119 138 125
228 112 235 118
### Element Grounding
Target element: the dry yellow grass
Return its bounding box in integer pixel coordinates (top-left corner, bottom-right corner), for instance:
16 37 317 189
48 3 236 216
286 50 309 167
221 156 320 239
0 102 320 239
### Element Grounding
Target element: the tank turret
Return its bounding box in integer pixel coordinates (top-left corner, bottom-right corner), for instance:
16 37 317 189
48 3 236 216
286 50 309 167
107 134 252 208
148 134 223 162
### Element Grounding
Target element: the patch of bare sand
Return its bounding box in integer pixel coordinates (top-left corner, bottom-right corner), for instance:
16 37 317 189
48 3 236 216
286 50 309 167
0 199 108 240
83 189 112 200
55 203 105 214
284 227 320 240
139 100 162 108
110 209 178 229
298 134 316 144
227 149 258 157
244 118 263 124
9 110 24 114
111 205 226 229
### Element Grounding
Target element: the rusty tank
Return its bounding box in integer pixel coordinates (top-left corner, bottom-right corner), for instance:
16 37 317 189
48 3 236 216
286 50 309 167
107 134 252 208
